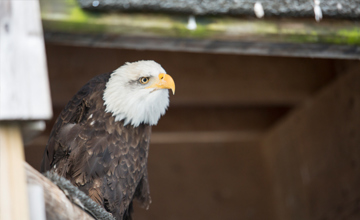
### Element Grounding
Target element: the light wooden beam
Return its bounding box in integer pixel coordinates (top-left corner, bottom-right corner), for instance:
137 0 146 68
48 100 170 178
0 123 29 220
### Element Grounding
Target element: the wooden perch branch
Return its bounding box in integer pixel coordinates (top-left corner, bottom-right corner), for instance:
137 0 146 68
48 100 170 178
25 163 94 220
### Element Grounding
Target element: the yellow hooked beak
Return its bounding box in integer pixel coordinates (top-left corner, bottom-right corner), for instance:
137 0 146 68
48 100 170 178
146 73 175 95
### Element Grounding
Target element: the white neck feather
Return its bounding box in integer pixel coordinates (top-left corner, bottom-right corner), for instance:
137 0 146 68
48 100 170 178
103 62 170 127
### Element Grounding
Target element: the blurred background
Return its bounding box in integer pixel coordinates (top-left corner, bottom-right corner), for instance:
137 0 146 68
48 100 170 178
25 0 360 219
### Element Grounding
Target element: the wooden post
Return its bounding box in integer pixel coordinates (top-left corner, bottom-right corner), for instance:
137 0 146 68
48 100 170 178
0 0 52 219
0 123 29 220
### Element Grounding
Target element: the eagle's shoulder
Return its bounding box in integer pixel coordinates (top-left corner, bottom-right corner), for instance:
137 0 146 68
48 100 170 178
62 72 111 124
41 72 111 172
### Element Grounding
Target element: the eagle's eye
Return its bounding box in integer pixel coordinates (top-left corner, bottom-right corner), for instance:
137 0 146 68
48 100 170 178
139 77 150 84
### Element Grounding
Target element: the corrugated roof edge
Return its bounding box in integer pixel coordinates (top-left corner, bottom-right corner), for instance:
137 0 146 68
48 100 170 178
78 0 360 19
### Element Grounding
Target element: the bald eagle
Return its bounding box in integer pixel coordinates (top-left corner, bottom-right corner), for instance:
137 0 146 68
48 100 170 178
41 61 175 220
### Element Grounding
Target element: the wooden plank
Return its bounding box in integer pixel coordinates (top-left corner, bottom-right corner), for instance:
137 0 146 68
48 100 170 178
45 44 336 106
40 0 360 58
0 123 29 220
261 62 360 220
44 34 360 60
0 0 52 120
25 163 94 220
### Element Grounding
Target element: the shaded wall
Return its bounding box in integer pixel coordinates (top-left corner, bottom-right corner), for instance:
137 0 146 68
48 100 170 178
262 63 360 220
25 43 350 220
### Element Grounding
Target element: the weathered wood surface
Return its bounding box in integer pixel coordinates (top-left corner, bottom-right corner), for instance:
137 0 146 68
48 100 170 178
40 0 360 59
25 162 95 220
261 63 360 220
0 0 52 120
28 184 46 220
0 123 29 220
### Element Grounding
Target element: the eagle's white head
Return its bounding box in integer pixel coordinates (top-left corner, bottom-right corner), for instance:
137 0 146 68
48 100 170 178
103 60 175 127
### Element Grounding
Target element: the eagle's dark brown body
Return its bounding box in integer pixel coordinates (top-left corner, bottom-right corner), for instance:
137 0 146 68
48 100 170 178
41 73 152 220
